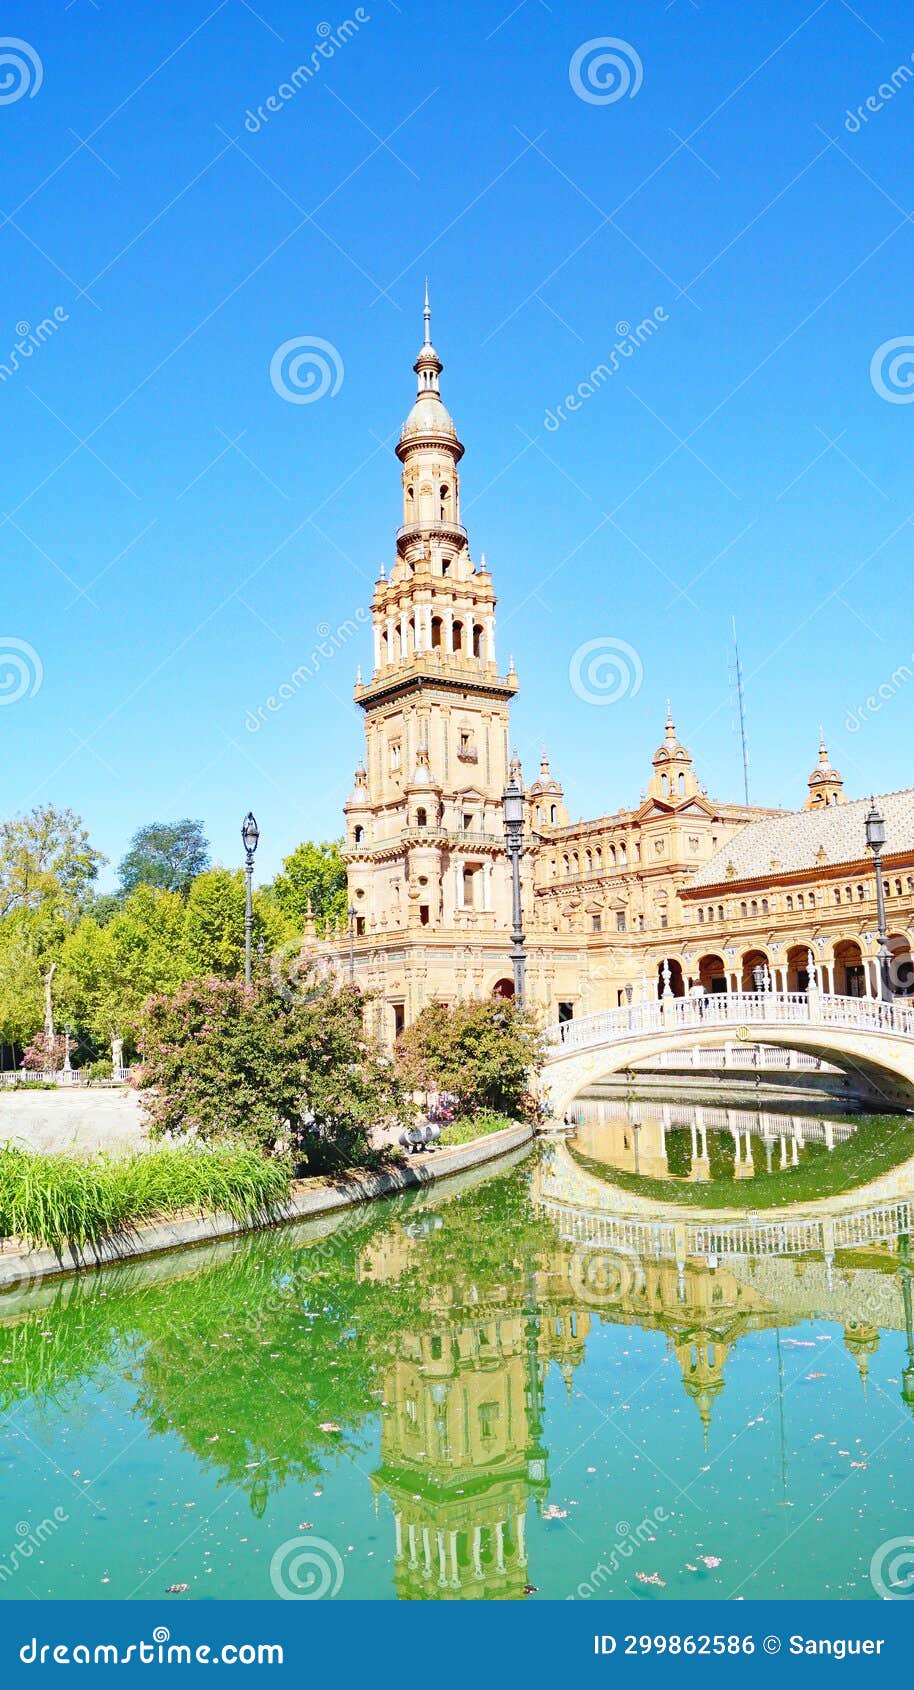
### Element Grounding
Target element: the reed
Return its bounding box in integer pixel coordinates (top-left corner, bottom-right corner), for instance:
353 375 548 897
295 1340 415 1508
0 1144 292 1252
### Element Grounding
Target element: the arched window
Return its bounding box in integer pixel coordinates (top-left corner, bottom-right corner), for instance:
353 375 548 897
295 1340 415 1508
416 808 427 829
452 620 463 654
431 615 443 650
740 902 748 919
550 804 557 824
354 825 365 846
585 850 592 873
419 484 433 522
472 623 484 658
439 483 450 520
751 900 758 916
698 909 705 924
608 844 616 866
618 843 627 866
661 773 668 795
761 898 769 914
562 854 570 875
594 847 602 870
678 771 685 794
797 893 804 910
786 895 793 911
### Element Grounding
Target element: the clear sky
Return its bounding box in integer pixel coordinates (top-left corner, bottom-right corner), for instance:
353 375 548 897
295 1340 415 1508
2 0 913 887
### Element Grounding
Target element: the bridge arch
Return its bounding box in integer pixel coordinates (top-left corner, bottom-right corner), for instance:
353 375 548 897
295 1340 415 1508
540 992 914 1119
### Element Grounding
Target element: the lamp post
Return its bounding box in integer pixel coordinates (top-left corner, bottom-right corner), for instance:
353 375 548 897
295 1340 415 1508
503 759 527 1007
348 901 356 984
865 800 891 1001
241 811 259 985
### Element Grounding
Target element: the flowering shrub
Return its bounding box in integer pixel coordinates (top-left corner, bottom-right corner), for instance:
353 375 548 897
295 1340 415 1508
396 998 543 1118
134 972 407 1169
21 1032 67 1071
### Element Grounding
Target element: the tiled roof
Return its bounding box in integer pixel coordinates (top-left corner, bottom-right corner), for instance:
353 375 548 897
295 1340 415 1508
688 788 914 888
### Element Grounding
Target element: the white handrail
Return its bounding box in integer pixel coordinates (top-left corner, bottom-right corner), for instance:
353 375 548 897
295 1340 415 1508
543 991 914 1055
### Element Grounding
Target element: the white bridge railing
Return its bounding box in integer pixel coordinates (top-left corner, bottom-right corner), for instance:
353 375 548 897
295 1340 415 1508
543 991 914 1056
541 1194 914 1262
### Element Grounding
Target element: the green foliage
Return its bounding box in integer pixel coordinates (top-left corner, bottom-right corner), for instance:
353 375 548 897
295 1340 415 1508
272 839 348 935
438 1109 519 1146
0 806 105 919
0 1143 291 1250
118 819 210 896
134 972 406 1166
396 998 543 1117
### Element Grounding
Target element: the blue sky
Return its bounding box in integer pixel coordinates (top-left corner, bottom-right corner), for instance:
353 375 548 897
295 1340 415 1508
2 0 913 886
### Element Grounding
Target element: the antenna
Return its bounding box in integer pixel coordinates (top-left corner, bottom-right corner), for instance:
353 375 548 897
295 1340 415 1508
729 616 750 805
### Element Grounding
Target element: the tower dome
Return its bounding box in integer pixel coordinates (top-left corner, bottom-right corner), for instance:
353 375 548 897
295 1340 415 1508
396 281 464 460
805 730 844 808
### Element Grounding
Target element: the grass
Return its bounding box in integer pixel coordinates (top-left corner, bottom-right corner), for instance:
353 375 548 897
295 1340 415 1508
438 1110 519 1147
0 1144 292 1252
569 1111 914 1211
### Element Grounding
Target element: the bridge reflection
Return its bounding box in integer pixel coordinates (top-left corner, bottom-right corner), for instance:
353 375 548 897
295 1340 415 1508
566 1096 856 1182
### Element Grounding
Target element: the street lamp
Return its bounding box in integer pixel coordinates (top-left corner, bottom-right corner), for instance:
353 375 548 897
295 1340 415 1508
241 811 259 985
865 800 891 1001
348 901 357 984
503 758 527 1007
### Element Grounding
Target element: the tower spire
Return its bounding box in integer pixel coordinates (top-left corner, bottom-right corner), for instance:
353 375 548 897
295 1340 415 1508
423 277 431 346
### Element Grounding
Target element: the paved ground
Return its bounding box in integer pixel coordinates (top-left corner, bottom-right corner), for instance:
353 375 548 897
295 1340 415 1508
0 1089 147 1155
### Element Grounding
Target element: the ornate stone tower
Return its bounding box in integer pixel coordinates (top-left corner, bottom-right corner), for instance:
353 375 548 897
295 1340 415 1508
344 292 519 976
805 731 845 809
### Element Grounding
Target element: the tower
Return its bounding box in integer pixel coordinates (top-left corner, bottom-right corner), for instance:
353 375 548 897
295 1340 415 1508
805 730 845 808
344 292 519 972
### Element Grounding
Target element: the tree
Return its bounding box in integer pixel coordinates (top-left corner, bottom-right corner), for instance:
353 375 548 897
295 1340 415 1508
118 819 210 896
180 869 295 980
396 998 544 1118
57 885 187 1065
272 839 348 935
134 972 406 1165
0 806 105 918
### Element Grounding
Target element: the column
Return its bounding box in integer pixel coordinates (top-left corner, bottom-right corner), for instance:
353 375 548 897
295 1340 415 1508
485 615 495 664
484 859 493 911
472 1526 483 1581
495 1520 506 1574
394 1513 404 1561
437 1530 448 1588
373 623 382 670
449 1531 460 1589
400 609 409 657
516 1511 527 1565
407 1522 418 1570
445 609 454 653
386 616 395 664
422 1526 432 1579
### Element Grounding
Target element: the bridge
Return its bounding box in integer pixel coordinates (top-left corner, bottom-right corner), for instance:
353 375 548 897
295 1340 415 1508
540 990 914 1116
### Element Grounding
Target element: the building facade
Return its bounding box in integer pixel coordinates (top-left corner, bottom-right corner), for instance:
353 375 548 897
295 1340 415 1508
326 302 914 1040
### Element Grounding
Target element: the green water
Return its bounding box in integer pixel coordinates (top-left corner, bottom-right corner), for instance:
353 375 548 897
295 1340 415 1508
2 1139 914 1602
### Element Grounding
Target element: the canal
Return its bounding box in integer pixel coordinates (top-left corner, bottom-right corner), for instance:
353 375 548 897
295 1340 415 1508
2 1101 914 1602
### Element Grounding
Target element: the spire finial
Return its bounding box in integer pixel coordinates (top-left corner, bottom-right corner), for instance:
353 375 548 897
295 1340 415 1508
665 699 675 735
423 277 431 346
819 724 828 762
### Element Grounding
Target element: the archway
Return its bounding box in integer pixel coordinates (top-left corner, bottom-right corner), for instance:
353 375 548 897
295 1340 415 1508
833 939 865 997
785 944 811 993
658 958 685 998
740 948 770 991
696 953 727 993
492 977 515 999
888 934 914 997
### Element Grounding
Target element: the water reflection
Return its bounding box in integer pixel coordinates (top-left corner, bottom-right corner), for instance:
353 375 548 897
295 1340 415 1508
2 1141 914 1599
568 1096 856 1183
